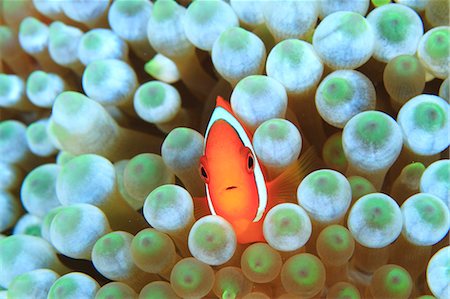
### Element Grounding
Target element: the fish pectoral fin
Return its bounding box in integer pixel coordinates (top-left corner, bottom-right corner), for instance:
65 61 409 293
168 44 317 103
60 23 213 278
267 147 323 204
193 196 211 220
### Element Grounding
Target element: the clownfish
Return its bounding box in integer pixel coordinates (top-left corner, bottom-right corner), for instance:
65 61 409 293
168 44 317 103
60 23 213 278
196 96 315 244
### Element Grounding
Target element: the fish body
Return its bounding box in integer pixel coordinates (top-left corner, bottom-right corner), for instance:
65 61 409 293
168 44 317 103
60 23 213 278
198 96 305 244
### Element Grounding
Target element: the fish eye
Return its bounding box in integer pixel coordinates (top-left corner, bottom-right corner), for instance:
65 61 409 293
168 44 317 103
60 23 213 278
199 165 209 183
199 156 210 183
247 153 254 172
241 147 255 173
201 166 207 178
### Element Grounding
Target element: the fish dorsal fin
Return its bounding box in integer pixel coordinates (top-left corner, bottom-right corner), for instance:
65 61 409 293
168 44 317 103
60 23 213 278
216 96 232 113
267 147 323 205
214 96 254 139
205 96 253 145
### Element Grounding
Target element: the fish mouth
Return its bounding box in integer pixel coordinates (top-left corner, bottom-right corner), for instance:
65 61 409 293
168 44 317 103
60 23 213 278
225 186 238 191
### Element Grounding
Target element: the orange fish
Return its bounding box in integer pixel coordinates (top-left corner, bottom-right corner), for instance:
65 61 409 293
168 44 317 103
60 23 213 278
197 96 314 244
